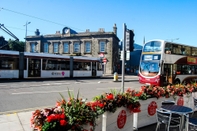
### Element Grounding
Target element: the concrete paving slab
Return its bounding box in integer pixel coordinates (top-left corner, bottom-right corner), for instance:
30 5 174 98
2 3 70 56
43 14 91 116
0 121 23 131
17 111 33 124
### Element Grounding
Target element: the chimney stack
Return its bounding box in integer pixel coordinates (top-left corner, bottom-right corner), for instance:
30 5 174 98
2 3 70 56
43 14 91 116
113 23 117 35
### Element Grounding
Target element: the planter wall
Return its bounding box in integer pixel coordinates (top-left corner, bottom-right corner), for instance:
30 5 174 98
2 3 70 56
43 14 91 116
102 107 133 131
94 115 102 131
173 93 195 111
133 97 174 129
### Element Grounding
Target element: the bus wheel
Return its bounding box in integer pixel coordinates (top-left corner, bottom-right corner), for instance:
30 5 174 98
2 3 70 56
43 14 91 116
174 79 180 85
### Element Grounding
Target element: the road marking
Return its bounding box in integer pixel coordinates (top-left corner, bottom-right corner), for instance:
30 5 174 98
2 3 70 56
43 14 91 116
42 83 70 86
11 90 73 95
96 87 130 90
42 84 50 85
97 87 121 90
98 81 108 83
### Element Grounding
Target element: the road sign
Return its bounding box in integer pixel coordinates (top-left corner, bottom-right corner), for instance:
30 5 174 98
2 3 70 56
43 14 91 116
126 51 130 60
99 53 104 58
120 51 123 60
103 58 107 63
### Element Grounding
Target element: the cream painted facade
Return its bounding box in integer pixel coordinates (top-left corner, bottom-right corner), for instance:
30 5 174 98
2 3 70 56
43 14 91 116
25 24 120 74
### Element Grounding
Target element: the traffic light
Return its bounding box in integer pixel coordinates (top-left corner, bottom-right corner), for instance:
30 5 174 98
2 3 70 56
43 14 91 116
129 30 134 51
125 29 135 52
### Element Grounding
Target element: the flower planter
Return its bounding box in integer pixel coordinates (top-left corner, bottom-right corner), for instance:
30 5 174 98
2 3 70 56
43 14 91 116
102 107 133 131
94 115 102 131
133 97 174 129
173 93 195 110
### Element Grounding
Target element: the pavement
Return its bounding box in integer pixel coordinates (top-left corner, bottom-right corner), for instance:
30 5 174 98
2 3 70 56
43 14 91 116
2 110 197 131
0 109 157 131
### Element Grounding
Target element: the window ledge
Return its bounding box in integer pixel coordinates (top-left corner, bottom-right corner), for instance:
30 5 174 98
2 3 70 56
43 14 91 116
98 52 107 54
84 52 92 54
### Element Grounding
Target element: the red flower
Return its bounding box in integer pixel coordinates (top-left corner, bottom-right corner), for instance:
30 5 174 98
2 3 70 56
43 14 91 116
60 119 67 126
98 103 104 108
47 115 55 122
135 91 143 97
106 93 114 100
59 114 66 120
56 101 61 107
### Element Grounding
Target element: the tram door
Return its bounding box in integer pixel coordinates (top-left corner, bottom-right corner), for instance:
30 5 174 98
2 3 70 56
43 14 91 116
92 62 97 77
28 59 41 77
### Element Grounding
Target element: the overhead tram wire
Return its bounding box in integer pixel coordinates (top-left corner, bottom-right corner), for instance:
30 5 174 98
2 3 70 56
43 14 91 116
0 24 19 41
1 7 84 32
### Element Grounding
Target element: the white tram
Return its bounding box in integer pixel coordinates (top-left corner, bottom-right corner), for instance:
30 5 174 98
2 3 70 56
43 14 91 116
0 50 103 79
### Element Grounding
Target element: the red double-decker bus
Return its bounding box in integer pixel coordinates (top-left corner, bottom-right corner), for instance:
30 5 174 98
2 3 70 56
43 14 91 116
139 39 197 86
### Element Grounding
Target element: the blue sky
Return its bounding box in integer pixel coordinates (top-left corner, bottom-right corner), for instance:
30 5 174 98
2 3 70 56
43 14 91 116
1 0 197 46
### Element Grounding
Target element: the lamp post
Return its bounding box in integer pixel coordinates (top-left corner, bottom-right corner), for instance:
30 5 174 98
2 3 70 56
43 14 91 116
166 38 179 42
24 21 31 51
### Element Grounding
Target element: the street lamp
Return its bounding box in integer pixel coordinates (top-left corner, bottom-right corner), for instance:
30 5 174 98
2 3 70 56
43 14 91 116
166 38 179 42
24 21 31 51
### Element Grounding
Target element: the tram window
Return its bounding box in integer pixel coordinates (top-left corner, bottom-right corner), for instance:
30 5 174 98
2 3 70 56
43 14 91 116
73 62 91 70
0 58 19 70
42 59 70 70
97 62 102 70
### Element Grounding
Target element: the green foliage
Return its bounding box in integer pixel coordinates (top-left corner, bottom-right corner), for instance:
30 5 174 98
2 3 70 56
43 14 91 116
8 40 25 51
42 122 56 131
60 89 101 131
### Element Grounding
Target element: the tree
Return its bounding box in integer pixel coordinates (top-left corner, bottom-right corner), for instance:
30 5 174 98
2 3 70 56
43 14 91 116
8 39 25 52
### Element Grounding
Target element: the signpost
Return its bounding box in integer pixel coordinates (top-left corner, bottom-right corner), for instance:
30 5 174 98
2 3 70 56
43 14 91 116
121 23 126 93
103 57 107 75
121 23 134 93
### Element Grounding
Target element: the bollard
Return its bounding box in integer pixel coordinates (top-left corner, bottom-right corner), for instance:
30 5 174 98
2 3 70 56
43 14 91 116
113 72 118 82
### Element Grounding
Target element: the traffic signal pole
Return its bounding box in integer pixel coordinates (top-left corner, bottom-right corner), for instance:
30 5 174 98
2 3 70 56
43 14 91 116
121 23 126 93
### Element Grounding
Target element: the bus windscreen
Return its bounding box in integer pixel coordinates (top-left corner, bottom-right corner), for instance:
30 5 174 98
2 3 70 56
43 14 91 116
140 61 159 77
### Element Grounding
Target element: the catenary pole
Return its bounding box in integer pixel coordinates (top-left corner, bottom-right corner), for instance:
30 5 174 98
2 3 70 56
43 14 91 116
121 23 126 93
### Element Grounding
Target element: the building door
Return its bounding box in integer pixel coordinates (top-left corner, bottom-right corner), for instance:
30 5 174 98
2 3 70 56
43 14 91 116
92 62 97 77
28 59 41 77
